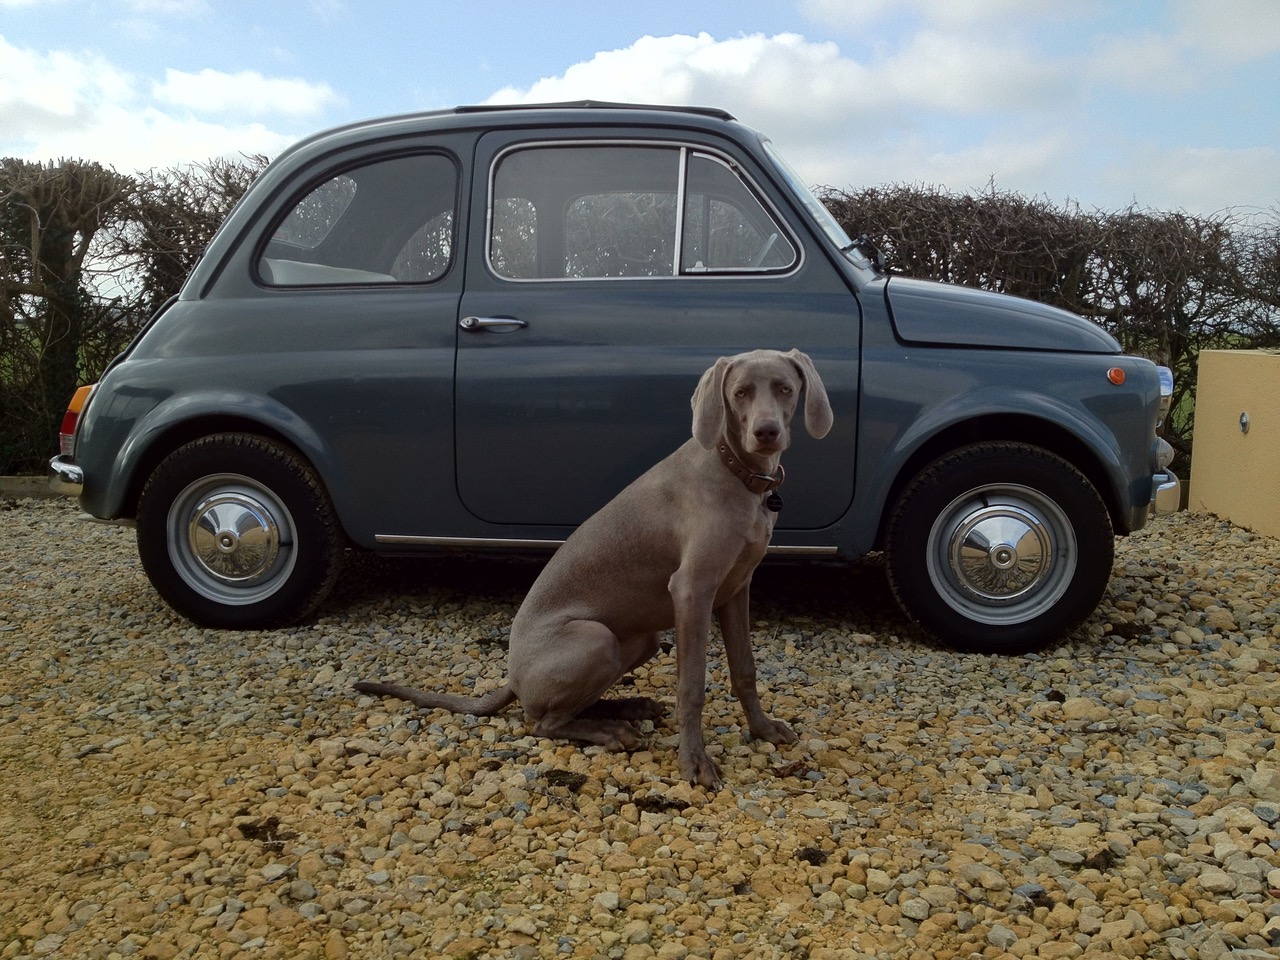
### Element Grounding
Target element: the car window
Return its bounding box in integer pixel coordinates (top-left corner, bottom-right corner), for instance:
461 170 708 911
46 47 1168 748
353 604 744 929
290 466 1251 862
260 153 457 286
683 153 797 272
489 143 795 280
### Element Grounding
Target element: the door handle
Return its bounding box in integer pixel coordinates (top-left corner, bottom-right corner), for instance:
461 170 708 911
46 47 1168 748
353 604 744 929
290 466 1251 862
460 316 528 332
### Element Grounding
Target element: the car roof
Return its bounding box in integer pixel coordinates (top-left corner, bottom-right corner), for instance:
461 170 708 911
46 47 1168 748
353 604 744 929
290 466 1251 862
456 100 734 120
274 101 743 165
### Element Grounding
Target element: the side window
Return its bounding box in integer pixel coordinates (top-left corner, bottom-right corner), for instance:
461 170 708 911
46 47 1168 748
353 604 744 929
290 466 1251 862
491 198 538 279
682 154 797 272
491 146 680 279
260 153 457 286
489 144 795 280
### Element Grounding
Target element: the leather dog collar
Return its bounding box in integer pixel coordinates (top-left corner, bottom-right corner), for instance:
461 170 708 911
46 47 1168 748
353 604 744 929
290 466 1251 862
716 442 785 495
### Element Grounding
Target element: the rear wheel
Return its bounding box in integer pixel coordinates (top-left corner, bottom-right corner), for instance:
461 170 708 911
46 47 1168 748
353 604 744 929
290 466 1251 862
136 434 343 629
885 442 1113 653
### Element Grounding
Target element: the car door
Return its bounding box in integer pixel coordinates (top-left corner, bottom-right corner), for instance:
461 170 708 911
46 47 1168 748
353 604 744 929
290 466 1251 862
454 130 860 532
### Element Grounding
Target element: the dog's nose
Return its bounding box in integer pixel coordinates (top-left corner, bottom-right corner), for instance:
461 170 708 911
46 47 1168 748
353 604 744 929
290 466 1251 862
754 422 781 445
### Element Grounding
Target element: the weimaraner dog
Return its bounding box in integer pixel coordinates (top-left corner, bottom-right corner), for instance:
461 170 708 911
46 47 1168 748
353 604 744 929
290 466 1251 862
355 348 833 788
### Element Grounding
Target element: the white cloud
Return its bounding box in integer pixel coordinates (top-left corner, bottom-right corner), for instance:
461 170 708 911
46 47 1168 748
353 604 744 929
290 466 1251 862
488 32 866 114
876 29 1069 113
1090 0 1280 93
1088 30 1187 92
1111 143 1280 215
125 0 209 14
0 36 134 129
486 33 882 182
153 68 341 118
482 31 1074 191
1170 0 1280 63
802 0 1078 32
900 131 1079 198
0 37 298 168
39 107 294 171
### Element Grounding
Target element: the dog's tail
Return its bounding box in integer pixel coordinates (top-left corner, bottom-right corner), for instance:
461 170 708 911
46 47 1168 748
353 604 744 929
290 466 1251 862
353 680 516 716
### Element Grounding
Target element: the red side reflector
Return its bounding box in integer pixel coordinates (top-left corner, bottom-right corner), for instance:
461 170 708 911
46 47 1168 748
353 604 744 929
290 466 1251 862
59 385 94 455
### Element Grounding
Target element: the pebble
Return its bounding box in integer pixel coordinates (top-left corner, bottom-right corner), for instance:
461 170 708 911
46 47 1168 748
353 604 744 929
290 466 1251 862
1 500 1279 959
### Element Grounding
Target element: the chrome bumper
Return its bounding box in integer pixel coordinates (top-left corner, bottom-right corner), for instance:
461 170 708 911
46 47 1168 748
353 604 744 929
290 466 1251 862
48 454 84 497
1152 469 1181 515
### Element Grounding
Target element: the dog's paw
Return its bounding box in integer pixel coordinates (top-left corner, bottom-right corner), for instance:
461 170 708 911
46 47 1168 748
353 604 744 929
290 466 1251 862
680 748 724 790
601 721 642 751
749 716 798 745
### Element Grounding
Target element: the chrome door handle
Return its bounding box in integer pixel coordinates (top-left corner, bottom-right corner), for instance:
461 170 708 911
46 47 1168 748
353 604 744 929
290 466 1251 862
460 316 528 332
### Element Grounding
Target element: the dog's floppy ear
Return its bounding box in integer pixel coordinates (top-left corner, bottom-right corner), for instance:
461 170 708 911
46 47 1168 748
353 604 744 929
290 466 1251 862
691 356 732 448
785 349 834 439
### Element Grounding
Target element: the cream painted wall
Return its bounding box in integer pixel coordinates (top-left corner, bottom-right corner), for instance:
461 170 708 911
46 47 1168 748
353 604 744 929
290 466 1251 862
1188 350 1280 538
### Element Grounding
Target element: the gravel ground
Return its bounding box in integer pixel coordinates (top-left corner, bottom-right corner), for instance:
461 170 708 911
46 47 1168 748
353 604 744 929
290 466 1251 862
1 498 1278 960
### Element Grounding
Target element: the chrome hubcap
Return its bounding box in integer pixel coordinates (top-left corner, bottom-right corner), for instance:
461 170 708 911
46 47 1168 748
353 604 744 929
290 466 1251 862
188 492 281 584
925 482 1077 627
949 504 1052 602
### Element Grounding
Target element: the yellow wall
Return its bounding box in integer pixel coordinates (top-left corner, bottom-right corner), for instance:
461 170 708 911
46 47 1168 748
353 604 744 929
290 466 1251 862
1189 349 1280 537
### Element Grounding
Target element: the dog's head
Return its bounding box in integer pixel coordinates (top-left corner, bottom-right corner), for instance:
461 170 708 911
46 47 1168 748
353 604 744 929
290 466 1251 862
691 348 833 453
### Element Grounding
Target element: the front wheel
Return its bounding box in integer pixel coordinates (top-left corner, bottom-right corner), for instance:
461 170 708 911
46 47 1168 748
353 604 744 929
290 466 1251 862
885 442 1113 654
136 434 343 629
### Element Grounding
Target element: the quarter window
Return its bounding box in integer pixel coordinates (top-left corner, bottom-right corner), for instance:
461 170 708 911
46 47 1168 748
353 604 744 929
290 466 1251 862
489 144 796 280
683 153 796 271
260 153 457 285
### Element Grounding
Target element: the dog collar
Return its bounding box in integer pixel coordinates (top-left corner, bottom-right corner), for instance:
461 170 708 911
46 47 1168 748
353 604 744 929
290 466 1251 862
716 442 785 510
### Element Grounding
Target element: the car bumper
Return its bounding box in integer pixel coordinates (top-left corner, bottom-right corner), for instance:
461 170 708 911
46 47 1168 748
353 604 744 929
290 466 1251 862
1151 469 1180 515
48 454 84 497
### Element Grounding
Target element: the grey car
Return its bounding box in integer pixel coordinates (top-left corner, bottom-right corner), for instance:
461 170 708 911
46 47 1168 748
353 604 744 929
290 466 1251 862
48 102 1179 652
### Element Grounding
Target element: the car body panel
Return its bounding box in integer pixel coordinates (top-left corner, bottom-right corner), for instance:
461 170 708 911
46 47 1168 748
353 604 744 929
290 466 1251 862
56 102 1172 584
885 276 1121 353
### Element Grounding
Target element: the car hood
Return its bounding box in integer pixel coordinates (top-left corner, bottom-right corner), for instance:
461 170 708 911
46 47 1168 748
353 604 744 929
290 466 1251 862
884 276 1120 353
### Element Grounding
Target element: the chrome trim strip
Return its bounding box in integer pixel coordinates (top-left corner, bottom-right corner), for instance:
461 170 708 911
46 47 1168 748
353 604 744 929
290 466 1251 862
374 534 838 556
376 535 564 549
673 147 688 275
765 544 839 556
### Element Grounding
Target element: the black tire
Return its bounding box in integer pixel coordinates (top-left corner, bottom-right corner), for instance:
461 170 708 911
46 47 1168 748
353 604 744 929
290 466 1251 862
136 434 343 629
885 442 1113 654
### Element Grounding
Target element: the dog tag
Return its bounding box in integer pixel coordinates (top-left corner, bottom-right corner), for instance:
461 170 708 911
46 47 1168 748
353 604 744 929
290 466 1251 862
765 491 784 512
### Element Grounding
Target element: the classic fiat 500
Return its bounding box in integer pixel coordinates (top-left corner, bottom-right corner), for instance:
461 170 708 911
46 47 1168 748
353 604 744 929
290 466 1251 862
49 102 1178 652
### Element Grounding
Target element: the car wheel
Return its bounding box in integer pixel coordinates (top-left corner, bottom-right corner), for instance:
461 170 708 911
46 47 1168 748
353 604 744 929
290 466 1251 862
136 434 343 629
885 441 1113 654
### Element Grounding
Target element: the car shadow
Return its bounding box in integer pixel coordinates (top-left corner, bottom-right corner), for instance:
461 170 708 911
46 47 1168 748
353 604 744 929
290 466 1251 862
323 550 912 639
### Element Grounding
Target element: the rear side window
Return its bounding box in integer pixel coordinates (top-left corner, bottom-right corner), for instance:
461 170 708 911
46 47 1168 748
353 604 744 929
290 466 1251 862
260 153 457 285
489 143 796 281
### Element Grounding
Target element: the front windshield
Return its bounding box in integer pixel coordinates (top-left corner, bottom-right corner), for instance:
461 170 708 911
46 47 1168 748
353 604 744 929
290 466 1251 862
761 138 875 273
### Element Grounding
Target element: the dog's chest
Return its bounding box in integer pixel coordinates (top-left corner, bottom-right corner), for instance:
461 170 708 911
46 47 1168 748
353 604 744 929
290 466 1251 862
734 502 775 564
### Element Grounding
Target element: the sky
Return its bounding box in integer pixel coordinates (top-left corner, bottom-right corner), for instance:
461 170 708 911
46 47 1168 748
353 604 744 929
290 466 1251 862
2 0 1278 217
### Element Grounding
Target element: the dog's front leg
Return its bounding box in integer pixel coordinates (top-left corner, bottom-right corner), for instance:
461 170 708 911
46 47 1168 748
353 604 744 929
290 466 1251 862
669 570 722 789
717 585 797 746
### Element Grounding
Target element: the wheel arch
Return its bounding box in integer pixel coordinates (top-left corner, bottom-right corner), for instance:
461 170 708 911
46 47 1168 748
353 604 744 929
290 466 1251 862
872 413 1122 551
114 408 349 547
